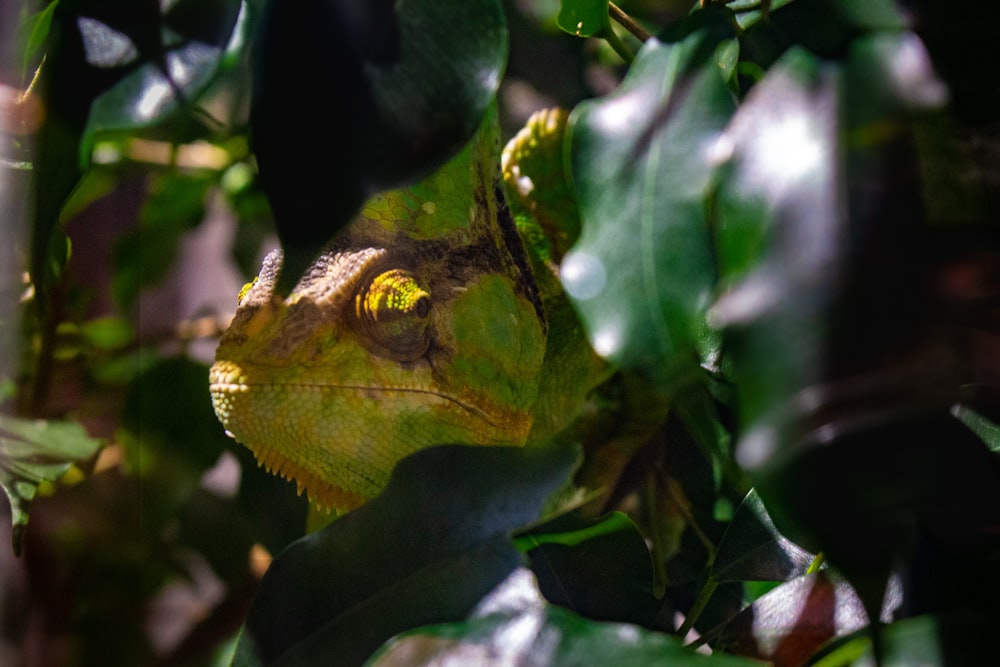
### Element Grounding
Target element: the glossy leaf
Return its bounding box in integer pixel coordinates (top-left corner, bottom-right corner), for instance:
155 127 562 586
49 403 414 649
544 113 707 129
0 415 103 552
708 34 986 593
712 489 815 583
368 568 759 667
708 571 901 665
709 46 840 460
252 0 508 290
234 444 579 666
563 9 736 390
556 0 610 38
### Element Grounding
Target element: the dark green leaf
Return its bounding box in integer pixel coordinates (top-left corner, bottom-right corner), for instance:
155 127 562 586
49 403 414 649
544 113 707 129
252 0 508 290
556 0 610 38
368 568 759 667
522 512 664 628
120 357 234 519
735 0 907 58
0 415 103 552
712 489 815 583
234 444 579 666
563 9 736 390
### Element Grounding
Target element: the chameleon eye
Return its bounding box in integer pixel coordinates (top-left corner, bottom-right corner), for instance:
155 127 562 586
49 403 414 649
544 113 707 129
353 269 432 360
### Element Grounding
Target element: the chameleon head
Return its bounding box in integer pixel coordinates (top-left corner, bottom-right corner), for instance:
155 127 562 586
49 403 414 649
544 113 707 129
209 125 546 512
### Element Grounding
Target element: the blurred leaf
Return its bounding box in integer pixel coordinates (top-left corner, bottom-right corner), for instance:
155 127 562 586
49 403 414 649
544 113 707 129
112 172 212 309
709 46 839 448
20 470 171 666
368 568 759 667
953 404 1000 453
809 611 1000 667
233 444 579 666
30 0 243 308
252 0 508 290
735 0 906 58
19 1 58 75
712 489 815 583
120 357 233 520
556 0 610 38
77 315 135 350
754 411 1000 632
903 0 1000 124
0 415 103 552
521 512 664 628
707 570 901 665
563 8 736 390
709 32 980 599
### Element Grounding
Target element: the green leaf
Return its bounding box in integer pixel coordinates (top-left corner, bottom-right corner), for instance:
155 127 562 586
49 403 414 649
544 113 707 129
556 0 610 38
368 568 759 667
120 357 235 516
712 489 815 583
252 0 508 290
0 415 103 553
233 444 579 666
77 316 135 351
563 9 736 390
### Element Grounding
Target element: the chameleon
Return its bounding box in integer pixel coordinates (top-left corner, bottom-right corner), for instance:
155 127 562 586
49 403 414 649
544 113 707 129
209 107 609 512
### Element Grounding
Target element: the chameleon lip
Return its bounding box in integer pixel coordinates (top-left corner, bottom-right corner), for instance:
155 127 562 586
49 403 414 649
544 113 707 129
208 380 499 428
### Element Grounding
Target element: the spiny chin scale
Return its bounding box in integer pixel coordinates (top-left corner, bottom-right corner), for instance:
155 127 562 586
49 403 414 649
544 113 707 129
253 441 366 512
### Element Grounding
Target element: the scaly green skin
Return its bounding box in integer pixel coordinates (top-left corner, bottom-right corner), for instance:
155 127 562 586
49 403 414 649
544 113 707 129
210 108 606 512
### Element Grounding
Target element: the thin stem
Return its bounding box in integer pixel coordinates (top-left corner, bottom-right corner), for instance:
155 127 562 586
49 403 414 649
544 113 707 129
678 576 718 639
609 2 652 42
20 54 45 102
601 25 635 64
806 551 826 575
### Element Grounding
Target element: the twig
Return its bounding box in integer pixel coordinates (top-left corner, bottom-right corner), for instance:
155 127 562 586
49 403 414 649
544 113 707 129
609 2 652 42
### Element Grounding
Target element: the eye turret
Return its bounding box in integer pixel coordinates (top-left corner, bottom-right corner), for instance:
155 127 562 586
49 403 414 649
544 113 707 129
353 269 432 361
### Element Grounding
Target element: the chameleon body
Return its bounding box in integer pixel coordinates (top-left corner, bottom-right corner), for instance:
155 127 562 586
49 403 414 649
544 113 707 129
210 109 606 511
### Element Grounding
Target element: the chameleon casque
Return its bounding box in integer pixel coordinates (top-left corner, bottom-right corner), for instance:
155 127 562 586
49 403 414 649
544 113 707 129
210 108 607 512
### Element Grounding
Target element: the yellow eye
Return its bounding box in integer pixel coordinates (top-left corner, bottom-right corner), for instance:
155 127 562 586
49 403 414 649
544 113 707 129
353 269 431 360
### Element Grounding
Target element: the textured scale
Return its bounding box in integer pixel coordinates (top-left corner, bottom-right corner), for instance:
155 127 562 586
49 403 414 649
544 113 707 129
210 110 548 511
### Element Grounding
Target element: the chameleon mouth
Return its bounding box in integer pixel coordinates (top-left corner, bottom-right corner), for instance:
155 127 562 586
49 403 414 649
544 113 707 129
208 360 532 510
287 383 499 427
208 378 499 429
